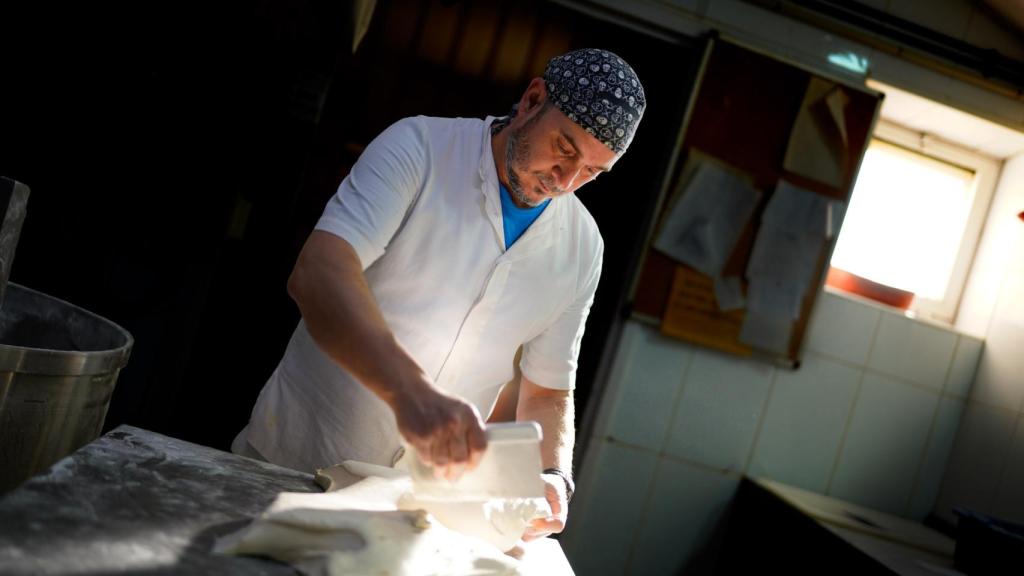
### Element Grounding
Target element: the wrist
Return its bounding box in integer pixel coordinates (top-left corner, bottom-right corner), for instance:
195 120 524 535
543 468 574 503
378 361 433 410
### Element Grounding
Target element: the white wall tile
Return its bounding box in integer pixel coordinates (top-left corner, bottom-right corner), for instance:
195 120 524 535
747 354 861 493
627 459 740 575
600 321 694 451
991 415 1024 525
664 349 775 471
806 291 881 366
945 336 983 397
969 321 1024 412
590 321 640 440
867 313 958 390
933 403 1017 524
908 397 966 520
562 440 659 576
829 372 940 515
887 0 973 40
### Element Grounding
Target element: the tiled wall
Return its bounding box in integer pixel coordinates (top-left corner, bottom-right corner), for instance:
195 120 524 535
936 153 1024 526
561 291 983 575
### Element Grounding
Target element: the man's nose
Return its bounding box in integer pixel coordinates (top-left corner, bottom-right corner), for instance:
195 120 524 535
554 160 583 192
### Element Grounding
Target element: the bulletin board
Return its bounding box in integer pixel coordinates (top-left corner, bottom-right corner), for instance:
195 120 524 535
629 39 882 364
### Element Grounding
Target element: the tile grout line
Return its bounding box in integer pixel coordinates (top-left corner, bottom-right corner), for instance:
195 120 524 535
941 335 964 395
620 442 663 575
827 286 980 340
620 332 697 576
603 435 748 479
825 309 883 496
741 365 780 474
810 346 956 398
824 367 865 497
899 331 965 516
901 385 944 518
657 343 699 455
857 307 884 384
596 323 639 439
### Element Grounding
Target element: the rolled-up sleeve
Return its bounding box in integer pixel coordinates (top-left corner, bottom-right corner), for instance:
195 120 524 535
315 117 427 269
520 237 604 390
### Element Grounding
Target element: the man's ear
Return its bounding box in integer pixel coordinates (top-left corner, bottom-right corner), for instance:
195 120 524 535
518 77 548 117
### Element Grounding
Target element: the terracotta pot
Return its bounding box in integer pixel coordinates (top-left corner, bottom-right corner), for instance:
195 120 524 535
825 267 915 310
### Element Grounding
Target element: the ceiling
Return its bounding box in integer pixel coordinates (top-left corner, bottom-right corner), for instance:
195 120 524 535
982 0 1024 36
868 79 1024 159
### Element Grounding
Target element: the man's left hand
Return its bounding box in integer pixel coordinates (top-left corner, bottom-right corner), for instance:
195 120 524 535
522 472 569 541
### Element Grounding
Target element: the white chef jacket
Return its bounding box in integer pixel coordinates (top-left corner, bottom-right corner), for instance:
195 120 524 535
242 115 604 472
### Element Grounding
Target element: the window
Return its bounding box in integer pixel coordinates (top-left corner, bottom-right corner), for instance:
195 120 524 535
828 120 1000 323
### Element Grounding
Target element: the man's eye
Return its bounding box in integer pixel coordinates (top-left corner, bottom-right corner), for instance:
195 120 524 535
558 141 573 155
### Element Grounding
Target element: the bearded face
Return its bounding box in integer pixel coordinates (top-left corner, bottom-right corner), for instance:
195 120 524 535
504 104 563 208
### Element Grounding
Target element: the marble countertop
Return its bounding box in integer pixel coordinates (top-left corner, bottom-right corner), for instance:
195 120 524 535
0 425 574 576
0 425 320 575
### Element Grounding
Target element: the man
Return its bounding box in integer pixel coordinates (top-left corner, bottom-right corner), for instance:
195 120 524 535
232 48 645 541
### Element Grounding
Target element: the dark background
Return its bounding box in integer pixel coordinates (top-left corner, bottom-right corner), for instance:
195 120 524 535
0 0 702 458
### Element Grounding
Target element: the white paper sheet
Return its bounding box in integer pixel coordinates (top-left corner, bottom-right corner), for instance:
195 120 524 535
654 158 761 276
740 179 841 354
746 223 824 290
746 276 805 321
783 79 850 187
738 311 793 354
762 180 843 238
713 276 746 311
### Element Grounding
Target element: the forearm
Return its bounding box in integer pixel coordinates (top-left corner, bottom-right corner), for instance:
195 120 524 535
288 230 429 406
516 377 575 473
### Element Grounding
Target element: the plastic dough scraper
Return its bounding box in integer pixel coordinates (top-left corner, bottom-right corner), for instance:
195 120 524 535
405 421 546 501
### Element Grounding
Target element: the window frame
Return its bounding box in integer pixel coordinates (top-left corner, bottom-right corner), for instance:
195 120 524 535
837 120 1000 323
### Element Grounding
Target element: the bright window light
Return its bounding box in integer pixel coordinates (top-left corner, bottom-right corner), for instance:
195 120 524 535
830 139 975 300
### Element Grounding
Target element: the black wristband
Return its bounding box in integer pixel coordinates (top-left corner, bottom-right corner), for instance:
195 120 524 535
543 468 574 502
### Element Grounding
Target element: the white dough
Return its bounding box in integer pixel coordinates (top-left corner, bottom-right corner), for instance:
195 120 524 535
397 494 549 552
215 476 523 575
216 507 519 575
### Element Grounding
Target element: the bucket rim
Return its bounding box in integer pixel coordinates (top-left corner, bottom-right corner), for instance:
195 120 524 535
0 283 134 376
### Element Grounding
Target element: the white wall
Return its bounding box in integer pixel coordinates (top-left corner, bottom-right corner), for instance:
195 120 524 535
937 152 1024 526
557 1 1024 574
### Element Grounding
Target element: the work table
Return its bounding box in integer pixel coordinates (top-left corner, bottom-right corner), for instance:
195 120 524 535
0 425 572 575
716 476 961 575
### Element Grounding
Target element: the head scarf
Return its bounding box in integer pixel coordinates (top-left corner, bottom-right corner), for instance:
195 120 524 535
542 48 646 154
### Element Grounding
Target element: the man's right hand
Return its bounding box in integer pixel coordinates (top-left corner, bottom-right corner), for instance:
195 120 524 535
391 384 488 482
288 232 487 481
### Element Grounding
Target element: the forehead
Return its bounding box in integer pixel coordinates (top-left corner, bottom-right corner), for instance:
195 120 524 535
543 105 621 169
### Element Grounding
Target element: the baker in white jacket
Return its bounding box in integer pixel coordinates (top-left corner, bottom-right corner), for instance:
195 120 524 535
233 47 645 541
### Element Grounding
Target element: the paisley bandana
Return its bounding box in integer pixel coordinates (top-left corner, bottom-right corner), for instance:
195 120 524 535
543 48 646 155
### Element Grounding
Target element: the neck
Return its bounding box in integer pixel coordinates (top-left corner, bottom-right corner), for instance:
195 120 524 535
491 120 511 191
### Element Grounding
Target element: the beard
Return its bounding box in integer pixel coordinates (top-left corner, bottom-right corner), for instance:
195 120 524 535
505 105 561 208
